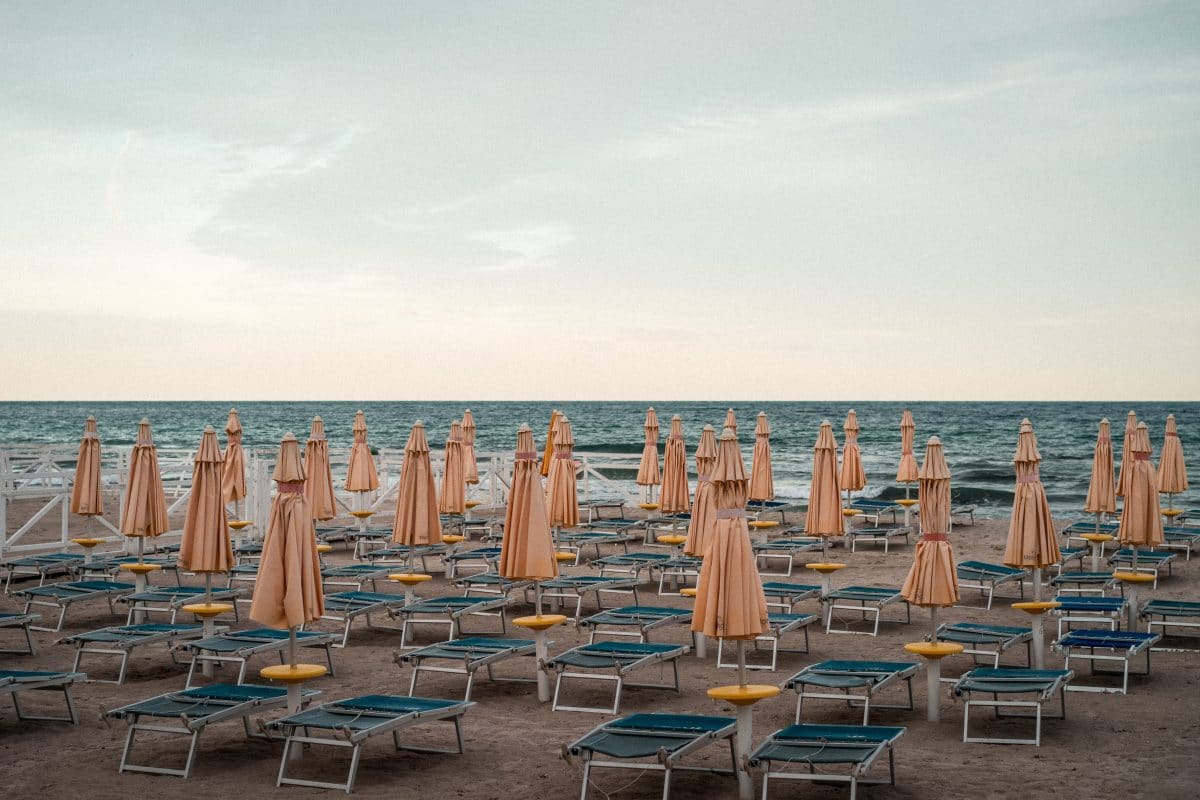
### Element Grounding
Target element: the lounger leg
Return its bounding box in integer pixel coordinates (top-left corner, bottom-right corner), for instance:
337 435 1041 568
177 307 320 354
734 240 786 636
580 757 592 800
345 743 363 793
661 765 672 800
276 737 293 786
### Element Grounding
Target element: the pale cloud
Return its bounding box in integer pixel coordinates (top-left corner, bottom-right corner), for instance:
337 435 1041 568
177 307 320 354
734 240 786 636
470 225 575 273
104 130 144 221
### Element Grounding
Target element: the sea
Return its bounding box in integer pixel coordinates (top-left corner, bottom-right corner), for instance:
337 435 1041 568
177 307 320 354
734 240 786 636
0 402 1195 520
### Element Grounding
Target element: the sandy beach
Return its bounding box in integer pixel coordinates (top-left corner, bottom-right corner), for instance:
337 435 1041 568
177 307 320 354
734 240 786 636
2 501 1198 800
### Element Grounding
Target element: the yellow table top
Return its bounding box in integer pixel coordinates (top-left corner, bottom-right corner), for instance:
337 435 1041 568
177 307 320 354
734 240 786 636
896 498 919 507
657 535 687 546
1080 533 1114 543
707 684 781 705
349 510 375 519
260 664 328 683
1012 601 1061 614
842 509 862 517
315 544 334 554
554 551 578 562
512 614 567 631
181 602 235 617
464 501 482 509
70 537 106 547
638 503 660 511
748 521 780 529
388 573 433 586
228 520 253 530
1111 571 1156 584
120 562 162 574
1161 509 1185 518
807 562 847 574
904 641 964 659
441 535 465 544
680 587 698 598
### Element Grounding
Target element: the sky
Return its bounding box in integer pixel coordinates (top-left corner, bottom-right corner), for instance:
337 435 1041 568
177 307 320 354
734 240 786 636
1 1 1198 401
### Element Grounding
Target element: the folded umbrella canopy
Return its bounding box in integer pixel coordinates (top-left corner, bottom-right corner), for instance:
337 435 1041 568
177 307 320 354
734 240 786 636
439 420 466 515
659 415 691 514
392 422 442 572
724 408 738 437
1083 418 1116 523
1116 410 1138 499
500 424 559 602
462 409 479 485
250 433 324 664
71 416 103 522
546 415 580 530
1002 420 1059 601
684 425 719 557
748 412 774 503
804 421 843 550
304 416 337 522
1118 422 1164 565
839 409 866 505
1157 414 1188 510
180 427 234 602
636 407 661 503
221 408 247 514
121 419 169 562
896 409 919 498
540 410 561 478
901 436 959 639
345 409 380 492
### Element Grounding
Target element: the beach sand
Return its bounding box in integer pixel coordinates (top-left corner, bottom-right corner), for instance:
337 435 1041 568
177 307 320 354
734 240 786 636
2 501 1198 800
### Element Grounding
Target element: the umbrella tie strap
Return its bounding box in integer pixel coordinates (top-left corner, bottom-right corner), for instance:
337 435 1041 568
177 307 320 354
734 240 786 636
922 532 948 541
554 452 574 460
1133 454 1150 461
277 481 305 493
1097 435 1110 441
715 509 745 519
515 450 538 460
227 432 242 444
1016 475 1038 485
354 433 367 443
669 434 684 441
1165 432 1179 438
697 473 710 483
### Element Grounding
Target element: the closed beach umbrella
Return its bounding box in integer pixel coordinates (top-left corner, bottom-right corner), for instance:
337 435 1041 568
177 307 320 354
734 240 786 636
392 422 441 570
748 412 774 503
121 419 169 561
839 409 866 505
546 415 580 530
660 415 691 513
896 409 919 496
1118 422 1164 559
804 421 843 550
439 420 466 515
180 427 234 601
1157 414 1188 510
636 407 661 503
540 410 561 478
692 427 769 687
901 436 959 639
684 425 719 557
249 433 324 665
1116 410 1138 499
221 408 247 513
345 409 380 495
724 408 738 436
1002 420 1059 602
304 416 337 522
71 416 104 522
1083 418 1116 524
462 409 479 485
499 425 559 597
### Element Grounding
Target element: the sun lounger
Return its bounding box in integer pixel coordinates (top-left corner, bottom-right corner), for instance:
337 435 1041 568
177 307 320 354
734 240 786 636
16 579 135 631
746 499 803 523
846 526 911 553
1056 629 1161 694
2 552 85 592
118 586 243 624
1107 548 1175 586
316 524 355 546
951 504 976 526
549 641 689 714
824 586 911 636
750 723 905 800
80 555 181 585
564 713 737 800
716 612 816 671
0 669 84 723
179 628 338 687
1049 571 1117 596
580 516 643 531
1051 595 1128 637
60 622 223 683
932 622 1032 668
266 694 473 792
558 530 635 562
0 612 38 654
592 551 672 581
441 547 503 579
1060 520 1119 548
320 590 409 647
453 571 532 599
106 683 316 778
396 636 537 700
657 555 704 594
761 581 821 612
752 537 823 577
541 575 641 618
953 668 1073 745
786 660 919 724
389 595 510 646
955 561 1026 609
347 526 393 558
847 498 903 526
232 541 263 563
1054 545 1089 571
321 563 400 592
578 605 693 644
360 544 446 573
1140 599 1200 646
1161 525 1200 559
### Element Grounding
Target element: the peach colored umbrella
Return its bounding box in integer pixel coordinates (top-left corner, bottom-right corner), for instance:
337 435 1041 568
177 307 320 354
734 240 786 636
249 433 324 665
1157 414 1188 510
684 425 719 557
636 407 661 503
304 416 337 522
1083 418 1116 531
121 418 169 562
804 420 843 552
540 410 561 478
439 420 466 515
546 415 580 531
345 409 380 499
896 409 919 499
1118 422 1164 562
462 409 479 485
1116 410 1137 499
748 412 774 503
692 426 769 688
839 409 866 506
724 408 738 436
499 425 559 601
901 435 959 639
179 426 234 601
659 415 691 514
392 421 442 572
71 417 104 528
1002 419 1059 602
221 408 247 513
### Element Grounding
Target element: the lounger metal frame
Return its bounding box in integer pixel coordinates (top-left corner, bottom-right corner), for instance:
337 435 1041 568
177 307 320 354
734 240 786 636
786 660 919 725
549 641 688 714
933 622 1032 668
1141 599 1200 650
1051 595 1128 638
592 552 672 582
577 606 693 644
17 579 136 631
716 613 816 672
0 612 39 654
955 561 1027 610
2 552 86 593
761 582 821 613
389 595 510 647
396 637 537 700
61 622 223 684
119 586 243 625
541 575 640 618
750 723 905 800
823 586 911 636
954 668 1073 746
1057 630 1161 694
180 628 338 687
320 590 409 647
752 538 823 577
0 669 83 723
846 526 910 554
657 555 703 594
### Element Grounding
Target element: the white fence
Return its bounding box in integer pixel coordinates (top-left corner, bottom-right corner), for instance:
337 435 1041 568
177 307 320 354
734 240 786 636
0 443 647 556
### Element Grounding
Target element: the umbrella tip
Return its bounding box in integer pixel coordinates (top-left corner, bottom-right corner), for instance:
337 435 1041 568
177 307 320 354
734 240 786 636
928 435 942 445
229 406 237 413
1100 417 1109 424
139 417 150 425
820 419 831 427
86 415 95 421
1136 421 1148 429
672 413 681 420
313 415 322 422
518 423 531 432
758 411 766 417
204 424 215 433
414 420 425 427
720 426 735 439
282 431 297 441
703 423 714 431
465 408 471 412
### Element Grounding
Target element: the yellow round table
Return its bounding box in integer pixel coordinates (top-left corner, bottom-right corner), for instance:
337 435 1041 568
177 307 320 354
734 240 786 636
638 502 660 512
676 587 705 658
120 562 161 619
708 684 781 799
1112 571 1156 630
228 520 253 531
183 602 236 675
71 537 105 565
513 614 568 702
388 573 432 609
806 562 846 598
260 663 327 713
903 641 964 722
1013 601 1061 669
1080 532 1113 571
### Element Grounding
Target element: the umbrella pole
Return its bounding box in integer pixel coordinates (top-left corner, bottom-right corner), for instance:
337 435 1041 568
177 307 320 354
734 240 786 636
1032 566 1042 603
204 571 212 605
137 535 144 565
535 581 543 618
929 605 938 643
288 626 297 667
736 640 747 689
